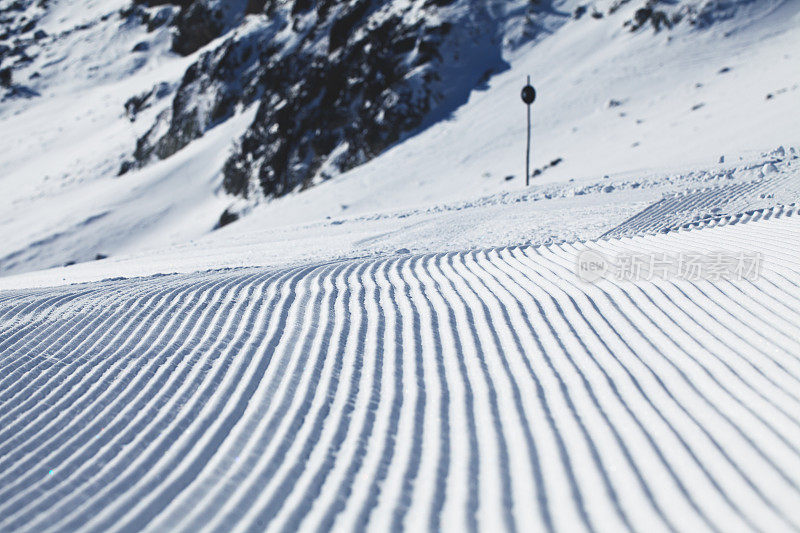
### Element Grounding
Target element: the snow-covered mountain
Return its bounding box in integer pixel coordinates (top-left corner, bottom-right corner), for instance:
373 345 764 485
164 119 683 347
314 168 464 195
110 0 800 199
0 0 798 278
127 0 526 199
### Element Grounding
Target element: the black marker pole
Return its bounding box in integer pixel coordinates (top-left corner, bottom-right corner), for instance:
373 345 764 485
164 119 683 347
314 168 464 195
526 93 531 186
521 75 536 186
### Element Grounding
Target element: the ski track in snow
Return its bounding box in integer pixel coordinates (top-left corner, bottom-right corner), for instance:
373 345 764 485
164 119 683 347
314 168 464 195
2 214 800 532
604 169 800 239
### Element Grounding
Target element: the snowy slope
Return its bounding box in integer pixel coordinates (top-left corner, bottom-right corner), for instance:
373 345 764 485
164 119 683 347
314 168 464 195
0 0 240 275
1 0 799 278
2 211 800 531
228 0 799 214
2 2 800 530
0 145 795 292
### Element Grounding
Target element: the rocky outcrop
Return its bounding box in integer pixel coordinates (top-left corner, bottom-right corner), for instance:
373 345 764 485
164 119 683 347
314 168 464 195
170 0 250 56
131 0 257 56
222 9 497 198
130 19 272 167
620 0 759 32
129 0 520 198
0 0 45 100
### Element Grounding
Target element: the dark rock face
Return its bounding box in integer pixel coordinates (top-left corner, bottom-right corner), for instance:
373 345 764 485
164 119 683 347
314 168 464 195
131 0 252 56
0 66 11 87
0 0 39 70
132 24 267 164
171 0 250 56
131 0 516 199
124 81 172 121
223 10 496 198
630 6 672 31
123 2 178 31
215 208 240 229
0 0 44 100
620 0 757 32
122 0 748 200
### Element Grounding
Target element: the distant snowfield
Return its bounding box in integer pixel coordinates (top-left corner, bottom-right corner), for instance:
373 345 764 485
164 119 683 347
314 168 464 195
1 147 797 291
2 211 800 531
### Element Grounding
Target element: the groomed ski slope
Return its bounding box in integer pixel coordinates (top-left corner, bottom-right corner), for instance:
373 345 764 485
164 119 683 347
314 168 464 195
2 213 800 532
603 165 800 239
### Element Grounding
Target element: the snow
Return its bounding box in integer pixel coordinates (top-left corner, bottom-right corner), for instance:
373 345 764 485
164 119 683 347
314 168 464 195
2 0 800 530
1 0 799 282
2 210 800 531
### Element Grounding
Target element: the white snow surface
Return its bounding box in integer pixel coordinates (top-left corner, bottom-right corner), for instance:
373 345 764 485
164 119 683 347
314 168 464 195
2 210 800 532
2 1 800 531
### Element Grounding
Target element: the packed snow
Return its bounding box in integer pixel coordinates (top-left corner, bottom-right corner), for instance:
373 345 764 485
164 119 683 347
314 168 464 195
3 210 800 531
1 0 800 531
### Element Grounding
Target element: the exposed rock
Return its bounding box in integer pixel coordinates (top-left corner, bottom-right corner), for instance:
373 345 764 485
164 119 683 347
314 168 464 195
620 0 757 32
624 1 674 32
123 2 178 32
132 0 517 199
118 160 134 176
215 207 240 229
170 0 251 56
146 5 177 30
0 67 11 88
121 0 754 203
132 26 266 163
124 81 172 121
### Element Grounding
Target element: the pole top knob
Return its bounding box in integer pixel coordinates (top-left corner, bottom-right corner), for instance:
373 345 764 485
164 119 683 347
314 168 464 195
521 82 536 105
